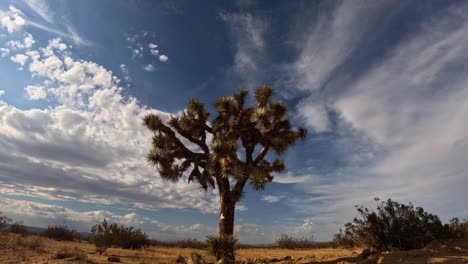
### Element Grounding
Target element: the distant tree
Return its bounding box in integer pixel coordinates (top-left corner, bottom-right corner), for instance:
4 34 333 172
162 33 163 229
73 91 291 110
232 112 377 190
44 225 77 241
0 212 12 231
143 85 306 263
10 221 28 234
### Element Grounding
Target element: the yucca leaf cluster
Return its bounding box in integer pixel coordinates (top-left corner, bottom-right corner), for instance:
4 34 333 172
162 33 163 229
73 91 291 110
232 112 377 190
143 85 306 198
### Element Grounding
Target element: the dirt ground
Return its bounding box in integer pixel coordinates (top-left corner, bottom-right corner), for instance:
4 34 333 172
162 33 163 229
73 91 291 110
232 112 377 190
0 233 467 264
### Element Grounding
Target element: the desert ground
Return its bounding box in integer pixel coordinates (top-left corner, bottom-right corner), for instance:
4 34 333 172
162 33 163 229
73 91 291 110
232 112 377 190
0 232 467 264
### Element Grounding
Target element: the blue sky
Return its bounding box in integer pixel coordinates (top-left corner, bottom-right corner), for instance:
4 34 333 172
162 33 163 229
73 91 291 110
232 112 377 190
0 0 468 243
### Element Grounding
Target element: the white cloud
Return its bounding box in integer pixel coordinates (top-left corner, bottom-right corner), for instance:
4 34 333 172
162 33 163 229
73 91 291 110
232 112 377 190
285 1 389 92
0 5 26 33
0 197 217 241
143 64 156 72
261 195 285 203
148 43 157 49
11 53 29 66
0 48 9 57
220 11 269 86
23 33 35 48
131 48 142 59
64 23 90 46
25 85 47 100
150 49 159 56
0 37 220 216
297 100 329 133
158 55 168 62
6 33 35 50
281 1 468 240
120 64 131 81
0 90 5 96
23 0 54 23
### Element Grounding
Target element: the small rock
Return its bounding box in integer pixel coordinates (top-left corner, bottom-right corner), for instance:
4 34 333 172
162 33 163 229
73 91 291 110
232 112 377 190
252 258 269 264
281 256 292 261
107 255 120 262
360 249 371 259
188 253 207 264
176 255 187 264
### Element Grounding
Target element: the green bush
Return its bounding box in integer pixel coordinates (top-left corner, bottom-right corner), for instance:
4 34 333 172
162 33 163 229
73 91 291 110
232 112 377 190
206 234 238 261
333 198 464 252
276 234 316 249
44 225 77 241
91 219 150 254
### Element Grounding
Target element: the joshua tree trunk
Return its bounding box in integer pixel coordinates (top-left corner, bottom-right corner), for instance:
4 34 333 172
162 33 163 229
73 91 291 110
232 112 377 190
219 191 235 234
218 179 236 263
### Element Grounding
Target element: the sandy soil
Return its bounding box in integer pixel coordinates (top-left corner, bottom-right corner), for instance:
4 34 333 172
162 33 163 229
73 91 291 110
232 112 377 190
0 233 467 263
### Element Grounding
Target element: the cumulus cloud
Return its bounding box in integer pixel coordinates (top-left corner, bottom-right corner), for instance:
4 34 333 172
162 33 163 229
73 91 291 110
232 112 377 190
1 47 10 57
0 5 26 33
158 54 168 62
143 64 156 72
2 37 220 216
0 197 217 240
25 85 47 100
120 64 131 81
0 90 5 96
126 33 169 66
11 53 29 66
150 49 159 56
6 33 35 50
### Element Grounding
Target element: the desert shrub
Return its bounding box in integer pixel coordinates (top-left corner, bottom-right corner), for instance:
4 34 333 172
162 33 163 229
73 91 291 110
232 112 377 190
332 229 356 248
334 198 458 252
44 225 77 241
169 238 207 249
91 218 150 254
9 221 29 234
0 232 43 252
206 234 238 261
27 236 44 252
445 217 468 239
276 234 316 249
54 246 91 263
0 212 12 231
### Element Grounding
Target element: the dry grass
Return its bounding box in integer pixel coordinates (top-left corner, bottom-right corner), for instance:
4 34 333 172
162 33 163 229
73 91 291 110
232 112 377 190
0 232 466 263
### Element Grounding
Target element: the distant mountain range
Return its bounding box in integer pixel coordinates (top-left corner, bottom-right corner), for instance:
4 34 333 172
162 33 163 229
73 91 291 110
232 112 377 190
2 224 93 239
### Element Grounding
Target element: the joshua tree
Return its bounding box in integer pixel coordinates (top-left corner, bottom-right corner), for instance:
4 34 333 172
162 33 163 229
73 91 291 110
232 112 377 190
143 85 306 262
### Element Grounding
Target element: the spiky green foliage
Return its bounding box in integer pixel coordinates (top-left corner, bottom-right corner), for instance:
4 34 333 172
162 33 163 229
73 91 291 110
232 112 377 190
91 219 149 254
207 234 238 261
143 85 306 263
143 85 307 196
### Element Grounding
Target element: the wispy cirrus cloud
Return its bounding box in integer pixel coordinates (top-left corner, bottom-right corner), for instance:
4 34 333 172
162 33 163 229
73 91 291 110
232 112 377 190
219 7 269 88
261 195 285 203
278 0 468 240
0 3 90 46
23 0 54 23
